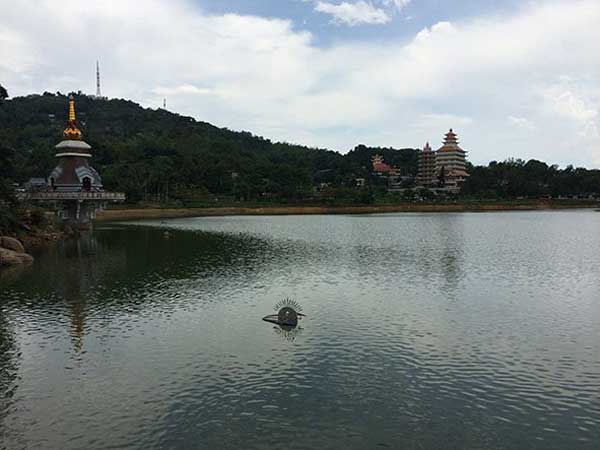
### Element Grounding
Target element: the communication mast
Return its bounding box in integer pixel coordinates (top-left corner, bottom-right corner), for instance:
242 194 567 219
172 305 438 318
96 61 102 97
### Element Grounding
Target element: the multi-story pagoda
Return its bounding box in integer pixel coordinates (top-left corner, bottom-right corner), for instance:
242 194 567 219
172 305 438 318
435 129 469 190
19 95 125 227
416 142 437 187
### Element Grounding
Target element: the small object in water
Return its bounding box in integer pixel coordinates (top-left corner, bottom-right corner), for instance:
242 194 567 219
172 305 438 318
278 306 298 326
163 231 171 238
262 298 305 328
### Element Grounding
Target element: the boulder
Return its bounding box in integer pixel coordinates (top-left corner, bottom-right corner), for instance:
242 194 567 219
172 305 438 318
0 236 25 253
0 247 34 267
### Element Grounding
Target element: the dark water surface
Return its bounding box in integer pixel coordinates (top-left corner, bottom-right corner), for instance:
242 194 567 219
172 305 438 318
1 211 600 450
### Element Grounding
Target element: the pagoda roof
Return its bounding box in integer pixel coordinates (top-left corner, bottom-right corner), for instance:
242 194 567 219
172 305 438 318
55 140 92 150
444 128 458 139
55 140 92 158
437 145 465 152
50 157 102 188
447 169 469 177
373 162 394 173
437 128 465 152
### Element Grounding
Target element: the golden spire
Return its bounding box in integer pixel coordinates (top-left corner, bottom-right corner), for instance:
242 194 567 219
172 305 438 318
63 94 83 140
69 96 76 121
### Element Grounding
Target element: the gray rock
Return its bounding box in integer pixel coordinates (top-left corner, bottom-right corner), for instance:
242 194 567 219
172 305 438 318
0 236 25 253
0 247 34 267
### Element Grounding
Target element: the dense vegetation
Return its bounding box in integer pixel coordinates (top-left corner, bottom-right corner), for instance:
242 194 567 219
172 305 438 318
464 159 600 199
0 141 19 232
1 91 599 211
0 92 417 204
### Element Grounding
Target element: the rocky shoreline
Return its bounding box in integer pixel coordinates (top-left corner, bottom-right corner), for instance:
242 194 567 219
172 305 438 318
0 225 68 270
0 236 33 268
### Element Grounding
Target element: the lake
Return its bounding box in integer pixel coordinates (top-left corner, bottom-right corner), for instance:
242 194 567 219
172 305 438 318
1 211 599 449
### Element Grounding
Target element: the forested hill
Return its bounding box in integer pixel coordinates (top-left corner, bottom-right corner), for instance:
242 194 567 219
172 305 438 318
1 91 599 204
0 92 418 202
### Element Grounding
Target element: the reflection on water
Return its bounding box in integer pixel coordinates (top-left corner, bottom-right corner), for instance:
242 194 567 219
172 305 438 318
1 211 600 450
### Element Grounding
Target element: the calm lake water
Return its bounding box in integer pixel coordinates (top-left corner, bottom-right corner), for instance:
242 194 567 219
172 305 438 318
1 211 600 450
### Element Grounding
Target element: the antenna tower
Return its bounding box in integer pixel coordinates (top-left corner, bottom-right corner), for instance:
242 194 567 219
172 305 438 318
96 61 102 97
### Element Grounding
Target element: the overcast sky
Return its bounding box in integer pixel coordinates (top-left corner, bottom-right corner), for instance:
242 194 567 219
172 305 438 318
1 0 599 167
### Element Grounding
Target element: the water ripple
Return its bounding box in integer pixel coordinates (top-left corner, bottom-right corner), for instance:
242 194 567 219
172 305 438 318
1 211 600 449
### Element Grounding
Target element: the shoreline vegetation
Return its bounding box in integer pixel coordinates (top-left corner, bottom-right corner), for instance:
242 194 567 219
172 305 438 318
95 200 600 222
0 208 69 270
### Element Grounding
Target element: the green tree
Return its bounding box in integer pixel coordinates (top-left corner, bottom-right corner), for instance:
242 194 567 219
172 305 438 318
0 84 7 100
438 166 446 188
0 142 18 224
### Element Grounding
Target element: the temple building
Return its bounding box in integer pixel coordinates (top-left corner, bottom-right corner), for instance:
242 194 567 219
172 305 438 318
371 154 396 175
416 129 469 191
416 142 437 187
435 129 469 190
50 96 103 193
19 95 124 227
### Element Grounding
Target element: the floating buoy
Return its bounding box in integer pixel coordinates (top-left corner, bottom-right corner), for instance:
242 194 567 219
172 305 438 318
262 298 305 328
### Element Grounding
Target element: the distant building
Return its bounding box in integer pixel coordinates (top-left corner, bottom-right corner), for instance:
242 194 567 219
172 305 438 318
416 142 437 187
371 154 396 175
17 95 125 227
25 178 48 191
49 96 103 193
415 129 469 192
435 129 469 190
368 130 469 194
387 175 414 193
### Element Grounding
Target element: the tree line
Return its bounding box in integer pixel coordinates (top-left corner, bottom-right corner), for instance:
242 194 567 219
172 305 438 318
1 89 599 208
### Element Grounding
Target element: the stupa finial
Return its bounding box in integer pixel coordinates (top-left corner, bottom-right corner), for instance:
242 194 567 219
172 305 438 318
63 95 82 140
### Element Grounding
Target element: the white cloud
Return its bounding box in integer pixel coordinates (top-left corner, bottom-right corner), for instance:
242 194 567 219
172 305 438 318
1 0 600 167
539 81 600 158
543 88 598 123
313 0 409 26
153 85 215 96
0 27 37 73
508 116 536 131
314 1 390 25
383 0 411 11
414 114 473 131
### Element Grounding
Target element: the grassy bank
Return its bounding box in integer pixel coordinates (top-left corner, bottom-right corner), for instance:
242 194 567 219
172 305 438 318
95 200 600 222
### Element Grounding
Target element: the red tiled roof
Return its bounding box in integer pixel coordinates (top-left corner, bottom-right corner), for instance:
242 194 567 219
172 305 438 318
373 162 394 173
